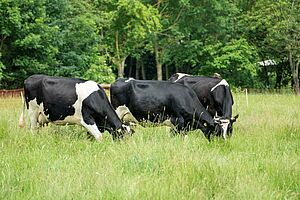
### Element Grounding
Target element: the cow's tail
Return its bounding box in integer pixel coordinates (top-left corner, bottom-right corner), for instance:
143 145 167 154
19 91 26 128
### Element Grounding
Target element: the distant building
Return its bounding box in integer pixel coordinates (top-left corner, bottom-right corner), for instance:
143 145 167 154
258 60 276 66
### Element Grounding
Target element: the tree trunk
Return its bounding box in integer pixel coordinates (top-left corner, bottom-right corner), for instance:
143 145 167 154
128 57 133 77
294 61 299 94
275 61 286 89
156 62 162 80
135 58 140 79
141 60 146 80
115 31 126 78
289 50 300 95
154 37 162 80
117 58 126 78
165 65 169 80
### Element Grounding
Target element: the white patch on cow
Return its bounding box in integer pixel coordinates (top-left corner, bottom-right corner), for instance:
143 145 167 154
37 102 49 125
215 117 230 139
28 98 39 129
76 80 100 100
80 120 102 141
221 119 230 139
125 78 135 82
174 73 190 82
122 124 131 133
28 99 50 127
210 79 229 92
54 81 100 125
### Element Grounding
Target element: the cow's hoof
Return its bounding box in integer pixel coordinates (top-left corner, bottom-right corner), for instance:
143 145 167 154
96 136 103 142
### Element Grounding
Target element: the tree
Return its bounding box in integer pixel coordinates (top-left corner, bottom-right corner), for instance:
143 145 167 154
0 0 60 88
46 0 108 78
83 56 115 83
145 0 241 80
198 39 259 88
0 0 116 88
241 0 300 94
271 0 300 94
145 0 187 80
93 0 161 78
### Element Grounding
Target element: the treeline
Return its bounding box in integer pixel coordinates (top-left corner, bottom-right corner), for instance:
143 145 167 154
0 0 299 93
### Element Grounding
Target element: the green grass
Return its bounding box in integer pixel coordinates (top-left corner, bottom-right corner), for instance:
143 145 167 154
0 94 299 199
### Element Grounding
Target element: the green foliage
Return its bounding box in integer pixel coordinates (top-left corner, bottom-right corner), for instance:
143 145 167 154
242 0 300 56
239 0 300 90
198 39 259 88
0 0 111 88
94 0 161 77
0 0 60 88
54 14 100 77
83 56 116 83
0 0 298 89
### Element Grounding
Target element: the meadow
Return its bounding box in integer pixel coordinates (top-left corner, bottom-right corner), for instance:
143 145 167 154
0 93 299 199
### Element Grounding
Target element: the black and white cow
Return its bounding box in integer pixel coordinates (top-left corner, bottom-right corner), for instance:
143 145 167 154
169 73 238 138
19 75 131 141
110 78 225 140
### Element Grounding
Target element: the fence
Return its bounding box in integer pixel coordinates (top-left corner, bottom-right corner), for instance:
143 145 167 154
0 88 24 98
0 84 111 98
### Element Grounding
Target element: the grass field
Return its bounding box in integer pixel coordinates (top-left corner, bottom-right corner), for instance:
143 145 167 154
0 93 299 199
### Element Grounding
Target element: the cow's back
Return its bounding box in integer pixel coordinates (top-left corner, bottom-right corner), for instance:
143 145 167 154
170 74 234 118
121 80 212 124
24 75 86 122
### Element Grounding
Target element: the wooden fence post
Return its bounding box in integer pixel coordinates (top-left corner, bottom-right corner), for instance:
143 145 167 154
245 88 249 107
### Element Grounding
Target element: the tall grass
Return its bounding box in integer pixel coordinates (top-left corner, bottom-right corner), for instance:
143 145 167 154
0 93 299 199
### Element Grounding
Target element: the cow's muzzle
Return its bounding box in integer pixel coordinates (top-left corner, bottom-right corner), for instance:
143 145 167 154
213 117 230 139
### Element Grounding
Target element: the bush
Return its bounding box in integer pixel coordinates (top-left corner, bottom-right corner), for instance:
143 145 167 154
198 38 259 88
83 56 116 84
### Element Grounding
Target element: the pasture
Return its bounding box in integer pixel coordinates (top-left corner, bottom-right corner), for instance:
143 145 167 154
0 93 299 199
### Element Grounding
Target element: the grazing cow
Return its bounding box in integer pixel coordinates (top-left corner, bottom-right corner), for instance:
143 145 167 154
19 75 131 141
169 73 238 138
110 78 225 140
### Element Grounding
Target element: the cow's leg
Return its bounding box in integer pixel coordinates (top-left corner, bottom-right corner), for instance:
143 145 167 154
170 115 185 134
80 104 104 141
171 115 184 131
80 112 103 141
28 109 39 129
28 100 39 129
38 112 49 127
80 121 103 141
80 119 102 141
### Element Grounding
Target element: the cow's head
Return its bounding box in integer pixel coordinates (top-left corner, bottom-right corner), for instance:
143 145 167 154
110 78 132 109
213 114 239 139
114 105 137 139
227 114 239 136
113 123 134 140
